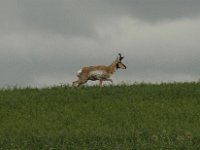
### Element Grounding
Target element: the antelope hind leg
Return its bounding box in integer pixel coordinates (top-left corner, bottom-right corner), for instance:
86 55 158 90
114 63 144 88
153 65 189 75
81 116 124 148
76 79 88 87
72 80 80 87
73 77 88 87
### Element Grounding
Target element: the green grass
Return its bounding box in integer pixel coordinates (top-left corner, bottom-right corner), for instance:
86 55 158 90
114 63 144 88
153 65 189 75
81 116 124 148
1 82 200 149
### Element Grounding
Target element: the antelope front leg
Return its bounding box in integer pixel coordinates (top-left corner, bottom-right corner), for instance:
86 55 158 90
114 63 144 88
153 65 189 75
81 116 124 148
103 78 113 85
106 79 113 84
99 79 103 87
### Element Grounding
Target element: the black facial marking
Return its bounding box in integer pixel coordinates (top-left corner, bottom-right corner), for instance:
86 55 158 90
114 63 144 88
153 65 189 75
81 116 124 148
116 63 119 68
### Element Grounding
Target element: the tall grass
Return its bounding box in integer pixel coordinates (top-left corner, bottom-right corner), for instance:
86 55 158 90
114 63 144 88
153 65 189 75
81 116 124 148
0 82 200 149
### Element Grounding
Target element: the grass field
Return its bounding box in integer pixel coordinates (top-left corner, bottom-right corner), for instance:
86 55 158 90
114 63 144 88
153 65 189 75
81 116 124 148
0 82 200 149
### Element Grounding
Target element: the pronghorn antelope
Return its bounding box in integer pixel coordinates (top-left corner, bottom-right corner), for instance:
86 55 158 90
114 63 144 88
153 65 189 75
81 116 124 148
72 53 126 87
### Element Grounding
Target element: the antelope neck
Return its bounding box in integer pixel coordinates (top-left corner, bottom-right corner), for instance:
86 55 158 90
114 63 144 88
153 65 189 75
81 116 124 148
108 62 117 74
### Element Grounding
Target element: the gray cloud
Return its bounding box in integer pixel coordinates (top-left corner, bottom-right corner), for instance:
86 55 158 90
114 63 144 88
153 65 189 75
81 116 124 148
109 0 200 21
16 0 200 35
0 0 200 87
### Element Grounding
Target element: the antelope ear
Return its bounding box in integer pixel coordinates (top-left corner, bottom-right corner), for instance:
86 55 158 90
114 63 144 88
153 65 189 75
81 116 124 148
116 55 120 61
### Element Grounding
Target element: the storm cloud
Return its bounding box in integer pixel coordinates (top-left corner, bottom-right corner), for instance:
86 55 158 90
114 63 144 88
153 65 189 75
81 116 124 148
0 0 200 87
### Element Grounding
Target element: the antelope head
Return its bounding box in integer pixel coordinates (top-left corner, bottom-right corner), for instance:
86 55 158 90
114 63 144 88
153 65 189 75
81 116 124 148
115 53 127 69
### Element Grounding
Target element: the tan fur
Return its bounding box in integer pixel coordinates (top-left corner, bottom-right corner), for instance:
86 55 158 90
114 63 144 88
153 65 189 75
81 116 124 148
81 65 116 75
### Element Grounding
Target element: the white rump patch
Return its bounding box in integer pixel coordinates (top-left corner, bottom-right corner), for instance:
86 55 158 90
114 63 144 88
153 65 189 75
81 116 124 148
77 69 82 76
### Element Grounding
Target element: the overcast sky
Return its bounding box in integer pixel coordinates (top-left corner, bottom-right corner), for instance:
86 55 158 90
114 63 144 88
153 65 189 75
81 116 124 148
1 0 200 87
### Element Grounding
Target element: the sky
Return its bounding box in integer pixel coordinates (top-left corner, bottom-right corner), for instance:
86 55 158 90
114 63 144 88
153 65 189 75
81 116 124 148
1 0 200 87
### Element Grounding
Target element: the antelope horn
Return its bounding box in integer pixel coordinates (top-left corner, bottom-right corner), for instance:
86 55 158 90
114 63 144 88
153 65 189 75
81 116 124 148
118 53 124 60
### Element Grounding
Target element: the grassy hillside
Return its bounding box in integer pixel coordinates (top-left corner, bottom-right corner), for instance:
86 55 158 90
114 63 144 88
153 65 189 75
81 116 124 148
0 83 200 149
